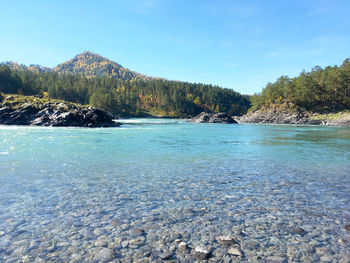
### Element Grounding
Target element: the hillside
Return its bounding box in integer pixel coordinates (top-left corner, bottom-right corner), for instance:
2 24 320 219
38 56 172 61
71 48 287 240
0 64 250 117
250 58 350 113
53 51 158 80
1 51 161 81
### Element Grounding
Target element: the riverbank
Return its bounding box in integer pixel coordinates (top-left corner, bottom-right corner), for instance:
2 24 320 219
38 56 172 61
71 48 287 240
0 94 119 127
237 102 350 127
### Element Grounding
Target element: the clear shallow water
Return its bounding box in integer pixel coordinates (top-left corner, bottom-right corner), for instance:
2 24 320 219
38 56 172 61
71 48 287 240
0 120 349 262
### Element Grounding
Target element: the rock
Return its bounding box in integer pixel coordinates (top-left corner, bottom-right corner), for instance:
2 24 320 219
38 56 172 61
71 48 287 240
93 228 106 236
129 237 145 246
227 246 242 256
291 227 306 235
191 112 211 123
268 256 287 263
95 236 108 247
345 224 350 232
159 252 173 260
93 248 116 262
178 242 188 252
239 102 350 126
337 238 346 246
0 95 120 127
239 102 309 124
189 112 237 124
210 112 237 123
121 241 129 248
193 246 211 260
218 235 237 246
129 228 145 236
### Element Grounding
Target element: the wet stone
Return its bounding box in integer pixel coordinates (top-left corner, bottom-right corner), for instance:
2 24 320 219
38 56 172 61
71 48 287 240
218 235 237 246
159 252 173 260
269 256 287 263
93 228 106 236
291 227 306 235
93 248 116 262
193 247 211 260
95 236 108 247
227 246 242 257
178 241 188 252
129 228 145 236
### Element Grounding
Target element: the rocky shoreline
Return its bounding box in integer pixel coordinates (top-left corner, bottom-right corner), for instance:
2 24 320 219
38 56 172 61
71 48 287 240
237 103 350 127
0 95 119 127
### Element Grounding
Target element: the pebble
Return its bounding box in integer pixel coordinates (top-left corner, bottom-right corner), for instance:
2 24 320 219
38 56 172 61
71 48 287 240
93 248 116 262
291 227 306 235
159 252 173 260
0 138 349 263
178 242 188 252
218 235 237 246
95 236 108 247
227 246 242 257
269 256 287 263
93 228 106 236
194 247 211 260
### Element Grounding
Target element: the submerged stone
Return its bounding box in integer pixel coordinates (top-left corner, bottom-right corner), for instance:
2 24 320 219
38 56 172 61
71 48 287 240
291 227 306 235
93 248 116 262
193 247 211 260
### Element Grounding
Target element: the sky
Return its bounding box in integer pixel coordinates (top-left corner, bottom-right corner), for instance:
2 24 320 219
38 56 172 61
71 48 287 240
1 0 349 95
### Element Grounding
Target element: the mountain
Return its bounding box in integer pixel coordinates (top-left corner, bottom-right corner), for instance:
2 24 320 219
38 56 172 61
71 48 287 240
53 51 158 81
1 51 161 81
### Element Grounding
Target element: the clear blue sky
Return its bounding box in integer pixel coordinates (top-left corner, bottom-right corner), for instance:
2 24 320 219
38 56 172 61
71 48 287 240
1 0 349 94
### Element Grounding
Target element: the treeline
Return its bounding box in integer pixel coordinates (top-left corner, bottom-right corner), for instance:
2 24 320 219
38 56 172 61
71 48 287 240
251 58 350 112
0 66 250 117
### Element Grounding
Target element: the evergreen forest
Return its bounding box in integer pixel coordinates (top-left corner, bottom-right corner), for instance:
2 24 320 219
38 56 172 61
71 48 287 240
0 65 250 117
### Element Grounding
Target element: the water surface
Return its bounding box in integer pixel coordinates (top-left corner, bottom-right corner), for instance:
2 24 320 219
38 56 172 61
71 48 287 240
0 120 349 262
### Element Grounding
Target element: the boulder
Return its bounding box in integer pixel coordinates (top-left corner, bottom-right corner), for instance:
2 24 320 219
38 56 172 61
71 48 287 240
190 112 237 124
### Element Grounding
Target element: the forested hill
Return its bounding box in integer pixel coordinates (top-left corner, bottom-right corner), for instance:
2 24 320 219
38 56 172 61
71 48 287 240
53 51 159 81
0 65 250 117
250 58 350 112
2 51 160 81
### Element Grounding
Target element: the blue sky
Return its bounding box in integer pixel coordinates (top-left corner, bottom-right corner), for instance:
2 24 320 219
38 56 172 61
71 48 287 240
1 0 349 94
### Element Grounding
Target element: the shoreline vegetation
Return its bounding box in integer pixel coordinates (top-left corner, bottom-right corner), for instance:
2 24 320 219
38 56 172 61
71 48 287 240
1 52 350 127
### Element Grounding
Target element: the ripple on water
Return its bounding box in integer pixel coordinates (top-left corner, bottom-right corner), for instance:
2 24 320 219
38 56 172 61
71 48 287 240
0 122 349 262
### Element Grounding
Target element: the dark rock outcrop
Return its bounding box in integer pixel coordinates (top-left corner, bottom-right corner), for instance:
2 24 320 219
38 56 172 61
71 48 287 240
0 97 119 127
239 102 350 126
190 112 237 124
239 103 310 124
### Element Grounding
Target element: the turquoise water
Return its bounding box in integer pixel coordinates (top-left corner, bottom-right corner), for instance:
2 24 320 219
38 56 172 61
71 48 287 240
0 120 349 262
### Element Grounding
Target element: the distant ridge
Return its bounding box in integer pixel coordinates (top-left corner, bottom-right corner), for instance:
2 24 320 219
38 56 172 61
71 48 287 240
1 51 163 81
1 61 51 73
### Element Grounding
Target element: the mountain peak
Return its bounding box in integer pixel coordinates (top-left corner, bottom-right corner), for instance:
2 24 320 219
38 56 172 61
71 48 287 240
53 51 155 80
76 51 112 62
2 52 162 81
